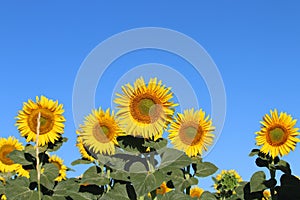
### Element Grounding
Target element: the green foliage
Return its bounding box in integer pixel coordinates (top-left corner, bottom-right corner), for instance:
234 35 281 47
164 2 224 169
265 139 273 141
199 191 217 200
194 162 218 177
250 171 267 193
71 158 93 166
81 166 110 185
171 169 198 192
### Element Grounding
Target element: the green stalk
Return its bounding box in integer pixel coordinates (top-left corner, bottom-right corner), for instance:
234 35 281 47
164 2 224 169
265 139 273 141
186 165 191 195
36 112 42 200
149 152 155 172
269 168 276 200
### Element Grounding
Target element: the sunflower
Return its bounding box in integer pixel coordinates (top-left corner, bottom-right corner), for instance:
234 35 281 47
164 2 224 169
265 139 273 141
168 108 215 157
214 169 242 194
78 108 122 155
48 155 67 182
0 194 6 200
263 189 271 200
190 186 204 198
114 77 177 139
156 181 172 195
255 109 300 158
76 135 95 162
0 137 24 173
16 96 65 146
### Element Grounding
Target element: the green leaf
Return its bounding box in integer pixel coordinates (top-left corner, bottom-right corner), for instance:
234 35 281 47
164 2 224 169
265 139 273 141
131 171 165 197
235 181 248 199
250 171 267 193
0 184 4 195
171 169 198 192
65 192 95 200
110 170 131 182
53 178 80 195
71 158 93 166
249 149 260 157
52 178 96 199
276 160 291 175
255 157 269 168
24 144 37 157
43 195 65 200
46 137 68 152
143 138 168 150
81 166 110 185
117 135 147 153
31 163 60 189
97 154 128 171
5 177 41 200
8 150 32 165
158 148 192 171
99 183 130 200
199 191 217 200
195 162 218 177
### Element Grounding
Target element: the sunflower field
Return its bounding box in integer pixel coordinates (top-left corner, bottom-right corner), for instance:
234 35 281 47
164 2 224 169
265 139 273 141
0 77 300 200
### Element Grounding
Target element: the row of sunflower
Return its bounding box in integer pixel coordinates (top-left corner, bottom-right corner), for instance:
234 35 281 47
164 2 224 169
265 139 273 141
0 77 299 200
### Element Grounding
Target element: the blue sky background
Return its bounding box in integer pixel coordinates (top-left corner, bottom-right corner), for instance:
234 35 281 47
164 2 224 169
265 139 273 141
1 1 300 192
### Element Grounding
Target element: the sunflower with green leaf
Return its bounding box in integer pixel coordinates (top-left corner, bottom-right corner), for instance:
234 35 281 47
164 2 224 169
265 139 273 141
190 186 204 199
0 137 28 178
16 96 65 146
214 169 242 198
77 108 122 155
48 155 67 182
114 77 177 139
168 108 215 157
255 109 300 158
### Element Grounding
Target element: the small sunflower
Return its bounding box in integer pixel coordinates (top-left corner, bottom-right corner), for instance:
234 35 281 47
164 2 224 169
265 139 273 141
0 194 6 200
48 155 67 182
156 181 172 195
214 169 242 196
256 109 300 158
262 189 271 200
190 186 204 198
114 77 177 139
77 108 122 155
0 137 24 173
168 108 215 157
16 96 65 146
76 135 95 162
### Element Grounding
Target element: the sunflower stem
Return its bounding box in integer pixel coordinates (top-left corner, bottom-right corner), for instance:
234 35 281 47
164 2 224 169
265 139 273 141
186 165 191 195
269 167 276 200
149 152 155 172
36 112 42 200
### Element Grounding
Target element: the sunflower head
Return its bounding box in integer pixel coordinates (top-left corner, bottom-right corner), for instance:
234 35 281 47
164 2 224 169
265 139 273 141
0 137 24 173
16 96 66 146
76 135 95 162
255 109 300 158
168 108 215 157
214 170 242 195
156 181 172 195
262 189 271 200
48 155 67 182
77 108 122 155
114 77 177 139
190 186 204 198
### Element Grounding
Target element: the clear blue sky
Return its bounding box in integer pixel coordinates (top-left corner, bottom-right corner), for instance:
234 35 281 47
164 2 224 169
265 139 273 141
1 1 300 192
